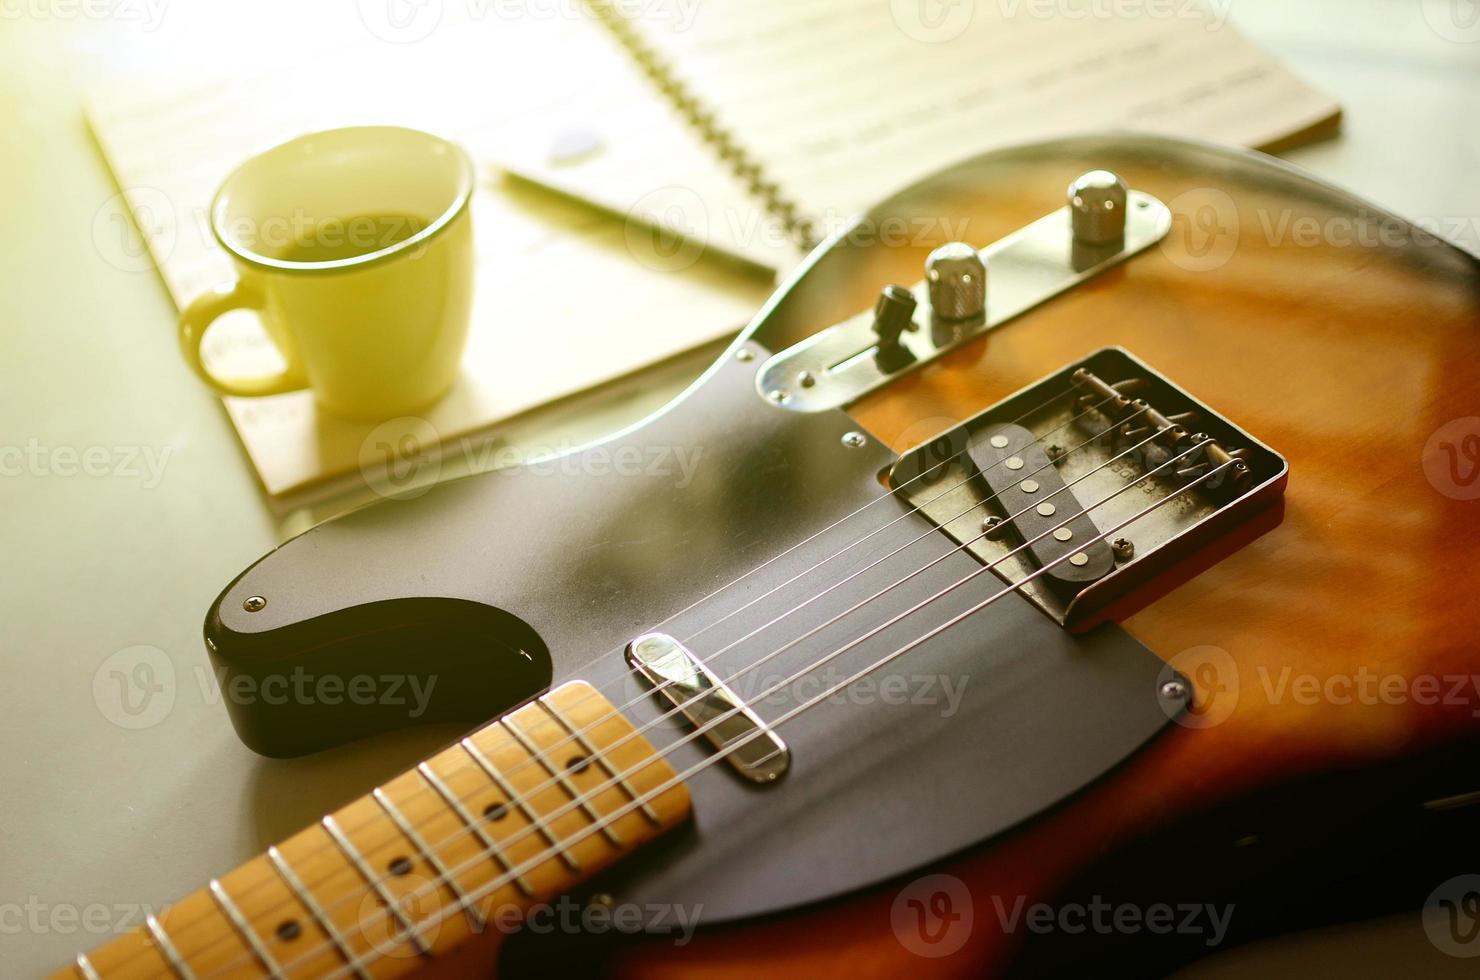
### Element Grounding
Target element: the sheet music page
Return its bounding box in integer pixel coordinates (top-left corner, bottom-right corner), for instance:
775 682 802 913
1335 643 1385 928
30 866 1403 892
86 17 772 500
512 0 1337 247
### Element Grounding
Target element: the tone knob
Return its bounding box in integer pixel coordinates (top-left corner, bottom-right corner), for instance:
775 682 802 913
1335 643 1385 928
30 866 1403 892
1068 170 1128 246
925 242 987 320
872 284 917 353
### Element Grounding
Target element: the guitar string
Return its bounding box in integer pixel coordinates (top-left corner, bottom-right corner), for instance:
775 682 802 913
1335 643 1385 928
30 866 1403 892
302 457 1237 980
216 437 1219 980
93 384 1111 969
98 387 1138 979
116 393 1142 978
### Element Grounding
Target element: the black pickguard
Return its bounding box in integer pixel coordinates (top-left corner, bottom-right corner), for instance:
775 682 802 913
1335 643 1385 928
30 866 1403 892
206 342 1178 924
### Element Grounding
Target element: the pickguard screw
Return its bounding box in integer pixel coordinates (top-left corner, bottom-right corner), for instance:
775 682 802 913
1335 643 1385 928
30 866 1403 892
798 371 816 388
735 349 755 362
841 431 866 448
768 389 788 404
243 595 267 612
1047 444 1065 461
982 514 1005 538
1161 678 1189 700
1111 537 1135 561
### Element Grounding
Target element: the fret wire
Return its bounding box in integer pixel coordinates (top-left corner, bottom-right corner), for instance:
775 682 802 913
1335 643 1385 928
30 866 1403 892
73 953 102 980
330 460 1236 977
539 699 661 825
321 816 432 956
416 761 535 897
266 845 372 980
208 879 285 979
145 913 197 980
504 715 624 848
371 787 488 931
69 383 1107 980
461 736 582 872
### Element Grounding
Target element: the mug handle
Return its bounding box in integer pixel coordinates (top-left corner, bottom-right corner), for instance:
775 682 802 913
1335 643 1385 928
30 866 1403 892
177 281 308 398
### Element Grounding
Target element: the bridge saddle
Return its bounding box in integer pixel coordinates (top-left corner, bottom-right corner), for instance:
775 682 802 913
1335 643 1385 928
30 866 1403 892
889 347 1285 631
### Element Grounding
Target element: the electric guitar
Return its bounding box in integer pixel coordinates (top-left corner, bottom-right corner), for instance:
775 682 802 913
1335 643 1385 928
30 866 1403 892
56 133 1480 979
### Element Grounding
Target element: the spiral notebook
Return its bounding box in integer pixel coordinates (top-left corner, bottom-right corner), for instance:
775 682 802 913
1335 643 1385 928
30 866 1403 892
86 0 1338 505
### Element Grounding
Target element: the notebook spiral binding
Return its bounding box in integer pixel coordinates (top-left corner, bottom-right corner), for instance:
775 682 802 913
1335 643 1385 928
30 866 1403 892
583 0 820 252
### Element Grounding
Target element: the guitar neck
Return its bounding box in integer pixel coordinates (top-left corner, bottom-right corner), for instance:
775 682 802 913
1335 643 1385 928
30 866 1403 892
58 682 692 979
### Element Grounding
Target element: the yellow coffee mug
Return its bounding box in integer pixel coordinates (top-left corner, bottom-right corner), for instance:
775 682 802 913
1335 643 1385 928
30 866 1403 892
179 126 475 420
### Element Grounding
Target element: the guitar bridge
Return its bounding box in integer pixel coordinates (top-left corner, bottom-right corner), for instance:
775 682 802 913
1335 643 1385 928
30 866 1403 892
627 632 790 784
888 347 1288 631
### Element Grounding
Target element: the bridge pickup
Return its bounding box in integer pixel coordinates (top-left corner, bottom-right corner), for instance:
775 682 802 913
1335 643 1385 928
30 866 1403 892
626 633 790 784
888 347 1288 631
967 422 1115 596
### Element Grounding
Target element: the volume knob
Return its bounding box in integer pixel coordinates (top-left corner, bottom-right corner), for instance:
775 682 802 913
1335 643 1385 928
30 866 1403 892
925 242 987 321
1068 170 1128 246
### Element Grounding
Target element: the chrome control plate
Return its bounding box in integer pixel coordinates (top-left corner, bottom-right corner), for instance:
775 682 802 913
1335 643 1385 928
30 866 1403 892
756 189 1172 412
